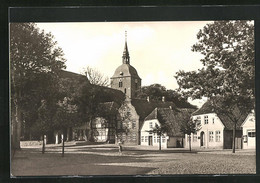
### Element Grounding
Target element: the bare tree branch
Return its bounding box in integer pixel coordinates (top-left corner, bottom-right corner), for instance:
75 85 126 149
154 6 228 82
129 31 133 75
82 66 109 87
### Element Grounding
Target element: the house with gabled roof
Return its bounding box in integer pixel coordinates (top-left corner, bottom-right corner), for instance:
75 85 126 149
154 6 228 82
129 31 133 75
185 100 249 149
241 112 255 149
140 107 195 148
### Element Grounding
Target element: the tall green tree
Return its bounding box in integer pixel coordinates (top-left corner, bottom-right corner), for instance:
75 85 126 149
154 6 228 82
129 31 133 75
10 23 66 149
175 21 254 153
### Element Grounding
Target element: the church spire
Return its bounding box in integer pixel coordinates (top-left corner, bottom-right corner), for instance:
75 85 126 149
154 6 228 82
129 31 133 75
122 31 130 64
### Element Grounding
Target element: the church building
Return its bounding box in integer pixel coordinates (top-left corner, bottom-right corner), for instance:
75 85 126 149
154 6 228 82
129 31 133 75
110 32 178 145
110 31 141 100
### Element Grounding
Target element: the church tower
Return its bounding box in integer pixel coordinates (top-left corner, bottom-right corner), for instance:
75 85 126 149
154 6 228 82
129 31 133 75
111 31 142 99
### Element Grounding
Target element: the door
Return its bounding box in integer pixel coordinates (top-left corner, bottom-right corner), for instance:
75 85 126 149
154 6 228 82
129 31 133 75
148 136 153 146
200 131 204 146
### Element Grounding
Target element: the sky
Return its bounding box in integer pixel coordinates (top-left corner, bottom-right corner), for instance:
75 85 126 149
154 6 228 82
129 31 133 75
36 21 211 107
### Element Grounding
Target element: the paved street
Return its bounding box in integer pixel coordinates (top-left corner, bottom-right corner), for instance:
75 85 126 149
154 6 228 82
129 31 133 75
11 142 256 176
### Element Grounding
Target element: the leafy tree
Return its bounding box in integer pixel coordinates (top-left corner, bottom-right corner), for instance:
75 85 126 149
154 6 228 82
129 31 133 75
31 100 56 153
10 23 66 149
175 21 254 153
53 97 78 157
180 119 200 152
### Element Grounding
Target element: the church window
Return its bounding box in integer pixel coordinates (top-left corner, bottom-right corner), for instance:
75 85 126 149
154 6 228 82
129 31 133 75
119 81 123 87
122 133 126 140
124 88 126 94
132 133 136 141
132 122 136 129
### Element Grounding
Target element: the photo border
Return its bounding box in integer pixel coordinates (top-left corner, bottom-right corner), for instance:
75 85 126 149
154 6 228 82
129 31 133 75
1 3 260 183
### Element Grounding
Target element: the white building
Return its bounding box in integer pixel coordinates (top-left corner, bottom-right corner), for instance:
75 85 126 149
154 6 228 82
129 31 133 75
241 112 255 149
185 100 249 149
141 107 194 148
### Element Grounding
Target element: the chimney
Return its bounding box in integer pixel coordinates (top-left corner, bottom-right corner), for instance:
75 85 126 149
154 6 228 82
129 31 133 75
162 96 165 102
147 96 150 102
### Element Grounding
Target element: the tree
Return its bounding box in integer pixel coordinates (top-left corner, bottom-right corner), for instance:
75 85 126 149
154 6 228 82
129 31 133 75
148 124 169 151
31 100 56 154
180 119 200 152
53 97 78 157
10 23 66 149
137 84 196 108
175 21 254 153
83 66 109 87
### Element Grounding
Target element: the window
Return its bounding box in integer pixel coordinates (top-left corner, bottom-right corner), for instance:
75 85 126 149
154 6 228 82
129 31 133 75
122 133 126 140
145 136 148 142
209 131 214 142
132 122 136 129
141 136 144 142
248 130 256 137
149 122 153 128
132 133 136 141
124 88 126 94
215 131 221 142
204 115 208 124
162 136 165 143
154 136 156 143
196 116 201 125
157 136 160 143
119 81 123 87
212 118 215 124
193 132 197 142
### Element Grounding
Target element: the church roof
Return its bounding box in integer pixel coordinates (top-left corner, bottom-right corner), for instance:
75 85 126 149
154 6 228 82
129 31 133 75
111 64 141 79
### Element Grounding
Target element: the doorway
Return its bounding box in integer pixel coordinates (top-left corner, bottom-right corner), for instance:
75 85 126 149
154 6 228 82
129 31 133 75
200 131 205 147
148 136 153 146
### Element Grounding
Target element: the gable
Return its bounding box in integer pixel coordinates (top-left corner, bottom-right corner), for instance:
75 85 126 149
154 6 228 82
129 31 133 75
192 99 249 130
241 113 255 128
140 119 160 132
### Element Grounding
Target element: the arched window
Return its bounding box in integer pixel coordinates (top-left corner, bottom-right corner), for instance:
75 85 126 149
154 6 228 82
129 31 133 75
124 88 126 94
119 81 123 87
